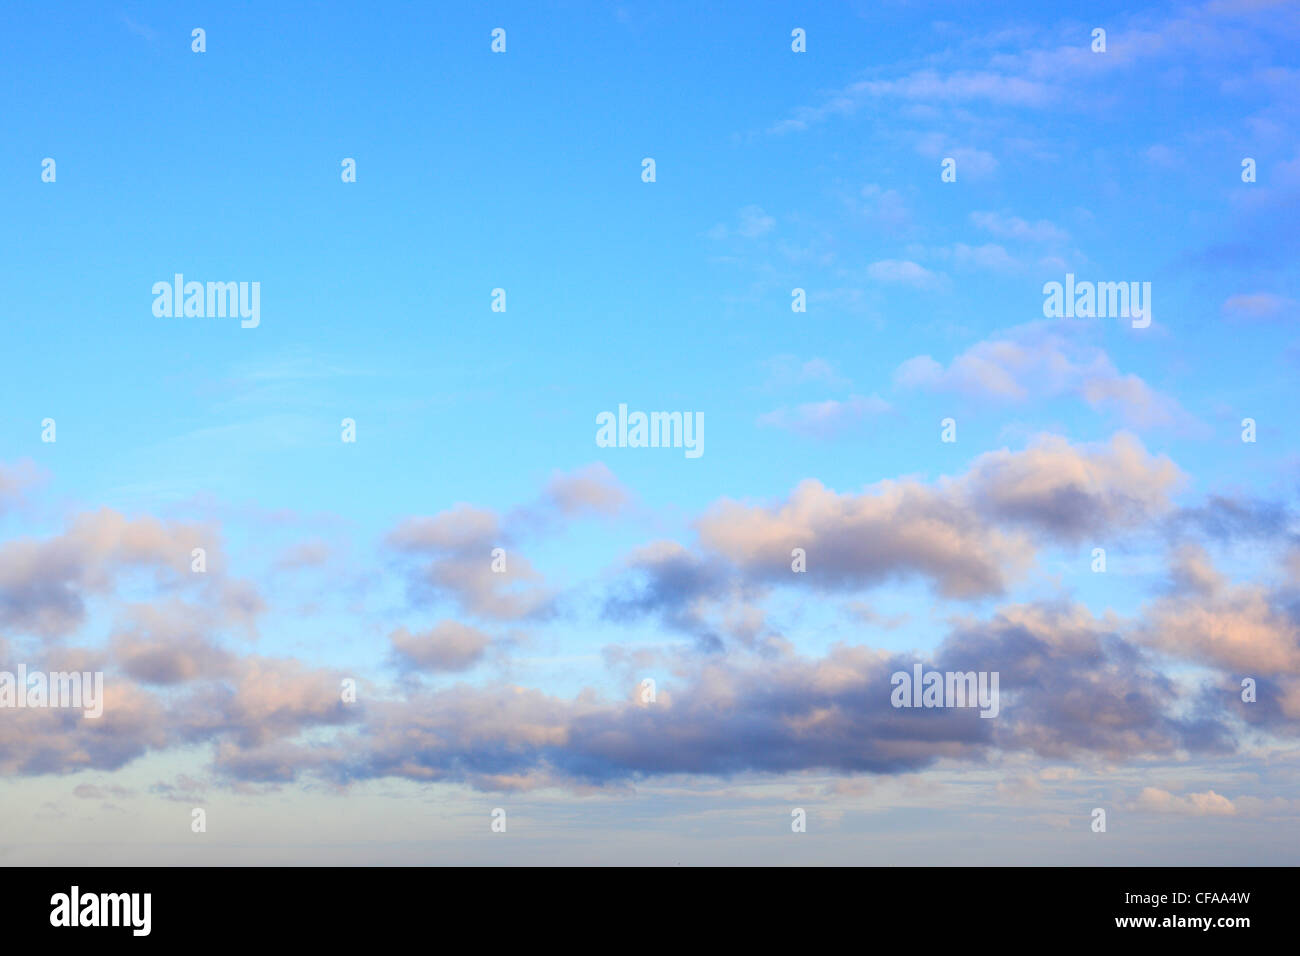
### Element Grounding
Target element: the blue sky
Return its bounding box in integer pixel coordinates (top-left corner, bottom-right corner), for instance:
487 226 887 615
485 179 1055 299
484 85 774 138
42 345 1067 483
1 0 1298 864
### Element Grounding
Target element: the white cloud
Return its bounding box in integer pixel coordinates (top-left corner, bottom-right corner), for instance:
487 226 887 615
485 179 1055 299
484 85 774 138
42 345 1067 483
970 211 1069 242
1222 292 1295 321
758 395 891 438
894 321 1192 428
867 259 944 289
1135 787 1237 816
707 204 775 240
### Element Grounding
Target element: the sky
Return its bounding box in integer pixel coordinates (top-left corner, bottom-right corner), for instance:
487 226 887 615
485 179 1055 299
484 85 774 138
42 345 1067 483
1 0 1299 865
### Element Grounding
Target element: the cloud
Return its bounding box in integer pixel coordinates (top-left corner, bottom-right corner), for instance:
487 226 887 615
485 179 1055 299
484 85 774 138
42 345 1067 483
0 434 1240 794
962 433 1184 541
736 205 775 238
1167 494 1296 544
387 505 501 554
110 600 239 685
602 540 741 651
0 545 1257 791
1135 787 1237 816
757 395 891 438
768 0 1298 136
952 243 1021 273
386 505 552 621
707 205 775 240
861 70 1057 106
697 476 1025 600
1139 545 1300 674
762 356 847 389
894 322 1193 428
0 460 43 514
120 15 158 43
693 432 1180 600
1143 144 1180 168
1222 292 1295 321
938 601 1230 759
856 185 912 233
867 259 944 289
0 508 238 639
0 672 169 775
770 70 1056 132
73 782 133 800
170 656 357 750
343 644 996 787
387 466 631 619
0 617 359 778
390 621 494 672
915 135 998 178
539 463 628 518
210 598 1231 790
274 538 332 570
970 211 1069 243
